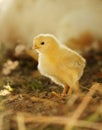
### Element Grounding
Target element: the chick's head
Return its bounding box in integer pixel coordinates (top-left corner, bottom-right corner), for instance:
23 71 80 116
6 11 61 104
33 34 59 54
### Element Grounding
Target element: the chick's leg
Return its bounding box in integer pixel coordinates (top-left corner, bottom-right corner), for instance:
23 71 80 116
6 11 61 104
52 85 72 97
61 85 69 96
52 85 68 97
68 87 73 95
62 85 73 96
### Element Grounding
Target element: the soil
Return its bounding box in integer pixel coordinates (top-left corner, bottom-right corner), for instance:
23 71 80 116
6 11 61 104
0 48 102 130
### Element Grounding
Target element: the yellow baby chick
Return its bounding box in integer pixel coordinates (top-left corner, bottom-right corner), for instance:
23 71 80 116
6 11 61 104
32 34 86 96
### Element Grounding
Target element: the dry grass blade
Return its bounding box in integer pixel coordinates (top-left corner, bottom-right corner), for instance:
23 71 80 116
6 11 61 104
30 96 58 106
96 83 102 94
72 83 100 119
11 83 102 130
0 111 12 130
65 83 101 130
67 94 79 107
16 112 26 130
13 112 102 130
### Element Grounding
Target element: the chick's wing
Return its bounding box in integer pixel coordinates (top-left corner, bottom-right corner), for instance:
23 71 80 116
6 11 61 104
58 48 85 70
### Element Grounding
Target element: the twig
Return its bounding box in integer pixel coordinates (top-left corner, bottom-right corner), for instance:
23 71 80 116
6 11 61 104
65 83 101 130
0 111 12 130
13 113 102 130
72 83 100 119
16 112 26 130
30 96 58 106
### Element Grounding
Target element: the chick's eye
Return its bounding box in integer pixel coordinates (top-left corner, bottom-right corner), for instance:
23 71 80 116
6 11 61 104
40 42 45 45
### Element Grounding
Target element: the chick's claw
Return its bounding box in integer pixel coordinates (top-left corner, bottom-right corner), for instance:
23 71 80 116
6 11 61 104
51 91 67 99
51 91 61 98
51 85 71 98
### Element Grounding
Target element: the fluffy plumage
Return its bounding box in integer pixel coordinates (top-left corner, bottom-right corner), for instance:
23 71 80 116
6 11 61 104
33 34 86 95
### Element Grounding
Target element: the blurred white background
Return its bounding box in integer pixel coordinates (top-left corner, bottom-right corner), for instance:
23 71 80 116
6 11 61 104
0 0 102 51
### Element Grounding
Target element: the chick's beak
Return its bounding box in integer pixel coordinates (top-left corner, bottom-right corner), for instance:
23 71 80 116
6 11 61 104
32 44 39 50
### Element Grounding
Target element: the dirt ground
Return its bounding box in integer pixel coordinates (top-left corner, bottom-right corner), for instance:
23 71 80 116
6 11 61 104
0 47 102 130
